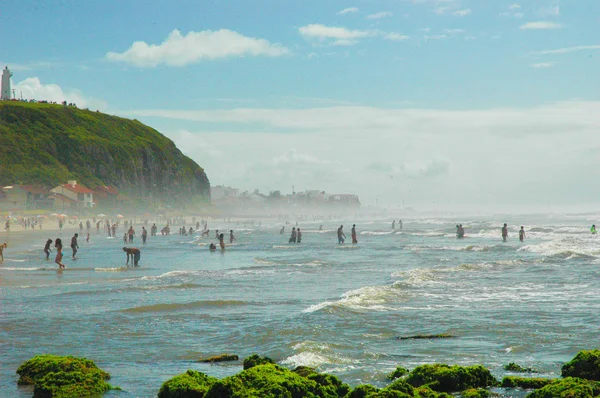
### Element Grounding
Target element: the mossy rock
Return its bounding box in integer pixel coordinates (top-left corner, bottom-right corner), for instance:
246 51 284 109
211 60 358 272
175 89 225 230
346 384 379 398
562 350 600 380
242 354 275 370
198 354 239 363
388 367 410 380
501 376 553 389
504 363 536 373
16 354 115 398
406 364 498 392
157 369 217 398
414 386 452 398
293 366 317 377
386 379 415 395
526 377 600 398
33 371 115 398
461 388 491 398
202 363 344 398
366 391 412 398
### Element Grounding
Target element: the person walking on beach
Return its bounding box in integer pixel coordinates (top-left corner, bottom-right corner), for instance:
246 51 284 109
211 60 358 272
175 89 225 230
351 224 358 244
219 233 225 250
338 225 346 244
44 239 52 259
229 230 236 244
70 233 79 258
297 228 302 243
519 226 526 242
55 238 65 269
123 247 141 266
502 223 508 242
289 227 297 244
142 227 148 244
0 242 6 262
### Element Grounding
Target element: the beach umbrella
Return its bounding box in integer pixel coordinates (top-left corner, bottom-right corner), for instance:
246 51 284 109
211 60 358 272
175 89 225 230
97 213 106 217
72 215 78 219
59 214 67 218
50 213 59 216
117 214 124 218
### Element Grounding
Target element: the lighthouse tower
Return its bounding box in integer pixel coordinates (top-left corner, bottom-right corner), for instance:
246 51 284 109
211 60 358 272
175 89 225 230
1 66 13 100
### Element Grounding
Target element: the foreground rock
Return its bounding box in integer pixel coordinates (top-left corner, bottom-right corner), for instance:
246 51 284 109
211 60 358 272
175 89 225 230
526 377 600 398
16 354 117 398
405 364 498 392
562 350 600 381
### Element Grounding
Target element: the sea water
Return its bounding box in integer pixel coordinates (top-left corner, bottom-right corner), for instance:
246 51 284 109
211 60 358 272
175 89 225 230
2 214 600 397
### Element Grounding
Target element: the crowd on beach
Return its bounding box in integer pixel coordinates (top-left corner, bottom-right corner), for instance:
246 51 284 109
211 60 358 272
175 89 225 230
2 215 600 270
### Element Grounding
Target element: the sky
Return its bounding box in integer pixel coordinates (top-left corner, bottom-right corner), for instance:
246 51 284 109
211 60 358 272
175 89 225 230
1 0 599 212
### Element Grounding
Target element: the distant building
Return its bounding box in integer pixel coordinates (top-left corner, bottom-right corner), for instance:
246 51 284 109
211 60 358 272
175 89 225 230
328 194 361 207
0 185 53 211
1 66 12 100
51 180 94 211
211 185 239 201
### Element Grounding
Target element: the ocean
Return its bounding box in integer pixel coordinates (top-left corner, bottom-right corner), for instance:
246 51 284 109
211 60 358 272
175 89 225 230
1 214 600 397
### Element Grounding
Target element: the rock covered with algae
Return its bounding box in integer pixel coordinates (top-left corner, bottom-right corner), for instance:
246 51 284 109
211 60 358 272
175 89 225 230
16 354 116 398
501 376 553 389
405 364 498 392
525 377 600 398
562 350 600 381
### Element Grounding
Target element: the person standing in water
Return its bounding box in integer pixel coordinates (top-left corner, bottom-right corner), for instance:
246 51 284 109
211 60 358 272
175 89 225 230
280 226 285 235
142 227 148 244
351 224 358 244
123 247 141 266
215 229 220 240
219 233 225 250
502 223 508 242
70 233 79 258
44 239 52 259
229 230 236 244
289 227 297 244
86 233 90 243
338 225 346 244
127 226 135 243
458 224 465 239
392 220 396 230
55 238 65 269
519 226 526 242
297 228 302 243
399 220 403 230
0 242 6 262
591 225 597 235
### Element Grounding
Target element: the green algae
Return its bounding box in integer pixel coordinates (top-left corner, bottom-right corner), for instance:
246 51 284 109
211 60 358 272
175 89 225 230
293 366 318 377
198 354 239 363
501 376 553 389
345 384 380 398
405 364 498 392
16 354 116 398
526 377 600 398
158 369 217 398
242 354 275 370
388 367 410 380
504 362 536 373
461 388 492 398
562 350 600 381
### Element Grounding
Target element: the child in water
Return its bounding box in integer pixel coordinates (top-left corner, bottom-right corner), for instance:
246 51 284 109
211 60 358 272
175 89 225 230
519 226 526 242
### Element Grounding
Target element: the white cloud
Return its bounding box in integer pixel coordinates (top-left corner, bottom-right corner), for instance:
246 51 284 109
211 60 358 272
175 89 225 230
509 3 521 10
366 11 393 20
385 33 410 41
501 3 524 18
338 7 359 15
520 21 562 30
530 62 555 68
539 4 560 17
453 9 471 16
533 45 600 55
140 101 600 210
424 34 448 40
13 77 106 110
106 29 289 67
445 29 465 34
299 24 372 46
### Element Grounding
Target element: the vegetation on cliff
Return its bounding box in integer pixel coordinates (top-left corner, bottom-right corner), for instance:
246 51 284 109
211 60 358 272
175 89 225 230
0 101 209 206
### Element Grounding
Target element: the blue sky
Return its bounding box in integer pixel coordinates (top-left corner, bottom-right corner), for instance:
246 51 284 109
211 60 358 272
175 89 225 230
1 0 599 210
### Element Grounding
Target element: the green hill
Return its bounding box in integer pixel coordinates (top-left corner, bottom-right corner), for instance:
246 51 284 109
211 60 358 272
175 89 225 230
0 101 210 207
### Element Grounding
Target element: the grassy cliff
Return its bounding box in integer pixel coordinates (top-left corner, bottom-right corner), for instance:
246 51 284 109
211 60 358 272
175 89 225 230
0 101 209 207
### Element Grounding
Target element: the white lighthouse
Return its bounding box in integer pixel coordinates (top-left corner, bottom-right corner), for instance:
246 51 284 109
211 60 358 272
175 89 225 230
1 66 13 100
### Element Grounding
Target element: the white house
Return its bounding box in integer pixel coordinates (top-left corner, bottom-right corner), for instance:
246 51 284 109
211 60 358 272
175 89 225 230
51 180 94 211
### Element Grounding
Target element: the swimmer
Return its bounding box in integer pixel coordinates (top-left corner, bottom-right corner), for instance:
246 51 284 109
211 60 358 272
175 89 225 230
55 238 65 269
280 226 285 235
142 227 148 244
44 239 52 259
209 243 217 251
351 224 358 244
289 227 297 244
123 247 141 266
215 229 219 240
458 224 464 239
519 226 525 242
86 233 90 243
502 223 508 242
297 228 302 244
392 220 396 230
229 230 236 244
337 225 346 244
319 225 323 231
591 225 597 235
219 233 225 250
71 233 79 258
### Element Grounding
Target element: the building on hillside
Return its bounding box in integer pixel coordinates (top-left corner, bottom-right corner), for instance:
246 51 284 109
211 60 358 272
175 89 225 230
1 66 12 100
94 185 119 208
328 194 361 207
50 181 94 211
211 185 239 201
0 185 53 211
